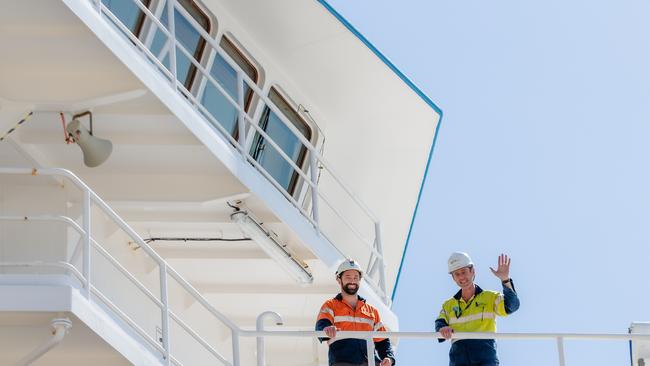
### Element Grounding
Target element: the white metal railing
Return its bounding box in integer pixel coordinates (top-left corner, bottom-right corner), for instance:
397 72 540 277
245 328 650 366
0 167 241 366
85 0 389 302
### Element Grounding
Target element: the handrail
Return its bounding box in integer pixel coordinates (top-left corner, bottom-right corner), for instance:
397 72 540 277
0 214 165 309
89 0 389 302
241 329 650 341
169 310 233 366
242 329 650 366
0 261 86 285
90 283 167 355
0 167 238 365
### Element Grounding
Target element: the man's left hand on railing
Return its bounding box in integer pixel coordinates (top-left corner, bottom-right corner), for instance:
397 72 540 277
323 325 337 339
439 326 454 339
379 357 393 366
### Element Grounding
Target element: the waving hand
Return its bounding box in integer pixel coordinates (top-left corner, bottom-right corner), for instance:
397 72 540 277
489 254 511 281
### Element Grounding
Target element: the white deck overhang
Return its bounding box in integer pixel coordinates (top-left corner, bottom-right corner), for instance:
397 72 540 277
0 275 160 366
206 0 443 294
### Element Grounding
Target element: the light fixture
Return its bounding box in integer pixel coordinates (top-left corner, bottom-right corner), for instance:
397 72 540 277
66 111 113 167
231 210 314 285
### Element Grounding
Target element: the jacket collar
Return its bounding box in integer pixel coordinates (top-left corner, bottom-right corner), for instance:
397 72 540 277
453 284 483 300
335 293 366 302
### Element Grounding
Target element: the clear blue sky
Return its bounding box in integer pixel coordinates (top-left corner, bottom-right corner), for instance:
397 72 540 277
327 0 650 365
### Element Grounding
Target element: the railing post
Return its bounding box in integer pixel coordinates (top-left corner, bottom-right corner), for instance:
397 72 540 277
160 263 171 365
167 0 177 87
374 222 388 303
556 336 566 366
366 337 375 366
256 311 283 366
236 71 247 157
309 151 320 233
82 190 91 298
232 329 241 366
94 0 101 13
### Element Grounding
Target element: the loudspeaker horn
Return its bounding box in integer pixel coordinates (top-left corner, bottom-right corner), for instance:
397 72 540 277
66 119 113 167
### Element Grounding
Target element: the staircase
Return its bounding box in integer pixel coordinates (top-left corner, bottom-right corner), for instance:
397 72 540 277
0 168 243 365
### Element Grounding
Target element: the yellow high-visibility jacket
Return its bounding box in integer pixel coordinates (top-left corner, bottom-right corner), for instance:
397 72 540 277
435 283 520 365
437 285 511 333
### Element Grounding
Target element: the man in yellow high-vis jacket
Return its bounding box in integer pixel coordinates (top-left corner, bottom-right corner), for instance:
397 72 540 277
435 253 520 366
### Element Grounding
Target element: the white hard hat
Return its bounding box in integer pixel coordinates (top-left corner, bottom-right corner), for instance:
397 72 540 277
448 252 474 273
336 259 363 278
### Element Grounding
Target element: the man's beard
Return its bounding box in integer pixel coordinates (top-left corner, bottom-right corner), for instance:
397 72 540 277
342 283 358 295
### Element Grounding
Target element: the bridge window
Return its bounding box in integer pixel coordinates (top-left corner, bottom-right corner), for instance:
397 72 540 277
148 0 211 90
250 88 313 194
200 35 259 137
102 0 151 36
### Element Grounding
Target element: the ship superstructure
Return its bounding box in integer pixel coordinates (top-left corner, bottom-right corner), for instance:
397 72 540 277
0 0 441 364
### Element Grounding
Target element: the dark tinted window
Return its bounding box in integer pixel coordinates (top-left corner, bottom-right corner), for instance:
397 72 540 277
200 36 258 136
251 88 312 194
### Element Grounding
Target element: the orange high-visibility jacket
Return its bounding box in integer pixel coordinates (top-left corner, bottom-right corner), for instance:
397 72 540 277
316 294 395 365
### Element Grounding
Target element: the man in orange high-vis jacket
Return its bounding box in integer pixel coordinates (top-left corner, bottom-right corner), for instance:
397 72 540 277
315 259 395 366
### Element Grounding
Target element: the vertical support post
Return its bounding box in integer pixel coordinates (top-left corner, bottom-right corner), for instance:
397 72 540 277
256 311 283 366
68 237 84 265
166 0 177 87
232 329 241 366
374 222 388 303
160 263 171 365
309 151 320 233
256 330 265 366
95 0 101 13
366 337 375 366
82 190 91 298
366 253 378 278
236 71 247 157
556 336 566 366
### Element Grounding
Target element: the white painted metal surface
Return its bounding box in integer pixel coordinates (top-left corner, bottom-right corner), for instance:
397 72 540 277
631 322 650 366
82 0 391 301
0 1 429 342
0 167 238 365
0 311 133 366
209 0 441 290
0 0 444 363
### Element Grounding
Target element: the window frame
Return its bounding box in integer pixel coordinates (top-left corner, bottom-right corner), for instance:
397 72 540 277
249 86 317 196
176 0 212 91
219 35 261 139
133 0 153 37
101 0 152 37
139 0 214 91
219 35 259 114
